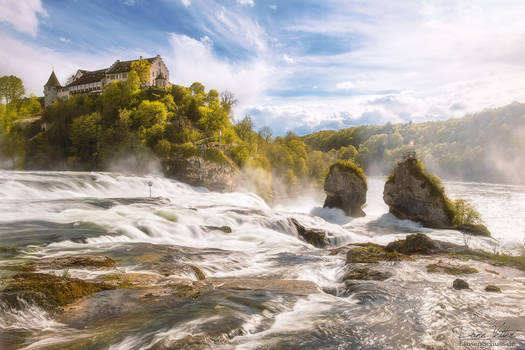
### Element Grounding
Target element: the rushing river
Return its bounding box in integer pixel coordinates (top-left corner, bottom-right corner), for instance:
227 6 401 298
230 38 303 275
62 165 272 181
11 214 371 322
0 171 524 349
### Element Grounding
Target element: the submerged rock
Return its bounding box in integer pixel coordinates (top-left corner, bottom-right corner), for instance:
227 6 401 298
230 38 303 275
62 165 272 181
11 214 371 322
383 157 455 228
1 272 115 311
290 218 330 248
485 285 502 293
343 266 393 281
323 161 367 217
162 156 237 192
346 245 412 263
212 278 321 296
452 278 470 290
426 262 478 275
385 233 443 255
31 255 116 270
204 225 232 233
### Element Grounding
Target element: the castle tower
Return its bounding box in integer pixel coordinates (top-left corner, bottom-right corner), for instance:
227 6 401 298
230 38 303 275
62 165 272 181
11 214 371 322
44 70 61 107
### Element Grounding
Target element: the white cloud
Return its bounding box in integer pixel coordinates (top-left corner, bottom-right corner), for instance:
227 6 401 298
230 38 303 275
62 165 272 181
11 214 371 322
282 54 294 64
336 81 354 90
236 0 254 7
0 0 47 36
59 37 70 43
269 5 277 10
122 0 136 5
181 0 191 7
165 33 273 110
0 35 138 97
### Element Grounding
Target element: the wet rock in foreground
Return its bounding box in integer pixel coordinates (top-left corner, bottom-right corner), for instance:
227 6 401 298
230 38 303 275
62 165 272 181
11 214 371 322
385 233 443 255
452 278 470 290
290 218 330 248
30 255 116 270
426 262 478 275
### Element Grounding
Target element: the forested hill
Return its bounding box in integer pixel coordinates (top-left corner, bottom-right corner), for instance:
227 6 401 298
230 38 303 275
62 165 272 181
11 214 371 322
303 102 525 184
2 70 525 197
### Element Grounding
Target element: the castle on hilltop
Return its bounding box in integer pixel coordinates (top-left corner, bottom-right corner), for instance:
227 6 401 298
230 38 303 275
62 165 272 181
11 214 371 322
44 55 169 107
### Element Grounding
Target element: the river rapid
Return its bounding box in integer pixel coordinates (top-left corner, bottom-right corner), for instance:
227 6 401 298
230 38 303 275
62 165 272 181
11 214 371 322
0 170 524 349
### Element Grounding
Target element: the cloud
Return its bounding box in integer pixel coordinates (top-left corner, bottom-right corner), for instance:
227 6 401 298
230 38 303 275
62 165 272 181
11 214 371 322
0 35 136 97
336 81 354 90
59 37 70 43
0 0 47 36
269 5 277 10
122 0 136 5
165 33 273 111
236 0 254 7
282 54 294 64
181 0 191 7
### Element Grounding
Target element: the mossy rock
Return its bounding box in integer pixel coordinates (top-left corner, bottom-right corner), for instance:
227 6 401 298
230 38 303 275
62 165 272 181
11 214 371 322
324 160 367 217
385 233 443 255
426 262 478 275
485 285 502 293
2 272 115 309
30 255 116 270
328 160 367 185
343 266 392 281
346 245 413 264
455 249 525 271
452 278 469 290
204 225 232 233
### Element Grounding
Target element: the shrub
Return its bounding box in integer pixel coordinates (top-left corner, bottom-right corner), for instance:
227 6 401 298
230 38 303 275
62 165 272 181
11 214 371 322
171 142 199 158
203 147 230 164
329 160 367 185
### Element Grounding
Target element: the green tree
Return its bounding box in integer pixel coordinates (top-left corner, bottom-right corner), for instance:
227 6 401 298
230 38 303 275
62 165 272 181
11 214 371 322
130 59 151 85
125 70 140 94
133 100 168 129
68 112 102 169
0 75 25 104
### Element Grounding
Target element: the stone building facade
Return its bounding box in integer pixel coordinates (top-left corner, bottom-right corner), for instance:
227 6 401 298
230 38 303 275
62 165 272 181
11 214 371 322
44 55 169 107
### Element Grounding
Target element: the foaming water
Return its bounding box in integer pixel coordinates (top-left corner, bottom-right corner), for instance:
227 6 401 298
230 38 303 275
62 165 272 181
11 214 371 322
0 170 524 349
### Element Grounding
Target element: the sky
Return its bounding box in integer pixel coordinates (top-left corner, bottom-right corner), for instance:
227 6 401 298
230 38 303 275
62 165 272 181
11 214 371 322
1 0 525 135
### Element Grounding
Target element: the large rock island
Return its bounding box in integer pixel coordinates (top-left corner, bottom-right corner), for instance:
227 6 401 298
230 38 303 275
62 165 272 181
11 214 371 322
162 155 237 193
383 155 490 236
323 161 367 217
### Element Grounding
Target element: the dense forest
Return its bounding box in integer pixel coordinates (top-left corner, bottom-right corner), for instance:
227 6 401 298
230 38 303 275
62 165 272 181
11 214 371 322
1 70 525 201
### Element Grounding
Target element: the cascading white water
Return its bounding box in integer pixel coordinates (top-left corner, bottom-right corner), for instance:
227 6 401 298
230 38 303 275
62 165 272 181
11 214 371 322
0 170 524 349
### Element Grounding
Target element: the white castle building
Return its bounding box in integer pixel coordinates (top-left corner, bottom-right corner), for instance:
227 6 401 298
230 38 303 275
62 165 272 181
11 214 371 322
44 55 169 107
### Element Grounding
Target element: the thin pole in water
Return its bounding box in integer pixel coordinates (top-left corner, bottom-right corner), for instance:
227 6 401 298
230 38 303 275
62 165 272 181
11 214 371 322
147 181 153 197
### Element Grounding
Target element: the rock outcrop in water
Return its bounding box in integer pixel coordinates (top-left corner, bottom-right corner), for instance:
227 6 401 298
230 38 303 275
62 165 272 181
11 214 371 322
385 233 444 255
383 157 455 228
162 156 237 192
323 161 367 217
290 218 330 248
383 156 491 236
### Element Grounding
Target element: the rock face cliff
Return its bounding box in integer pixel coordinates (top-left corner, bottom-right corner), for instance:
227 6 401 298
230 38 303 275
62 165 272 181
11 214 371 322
162 156 237 192
323 161 367 217
383 157 455 228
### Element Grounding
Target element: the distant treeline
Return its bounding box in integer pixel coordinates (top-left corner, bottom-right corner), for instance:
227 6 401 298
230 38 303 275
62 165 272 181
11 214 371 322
303 103 525 184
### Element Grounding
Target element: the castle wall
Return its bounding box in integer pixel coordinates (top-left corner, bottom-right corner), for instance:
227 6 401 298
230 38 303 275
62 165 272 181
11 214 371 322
44 86 58 107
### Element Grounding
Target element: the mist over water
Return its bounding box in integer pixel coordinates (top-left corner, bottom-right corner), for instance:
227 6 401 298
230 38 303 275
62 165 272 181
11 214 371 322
0 170 524 349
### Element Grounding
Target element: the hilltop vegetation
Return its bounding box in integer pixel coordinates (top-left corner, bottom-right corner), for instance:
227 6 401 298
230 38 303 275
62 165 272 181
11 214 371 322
0 73 337 200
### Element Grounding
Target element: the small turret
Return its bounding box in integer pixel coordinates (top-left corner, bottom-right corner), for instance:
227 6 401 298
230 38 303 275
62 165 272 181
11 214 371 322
44 70 61 107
